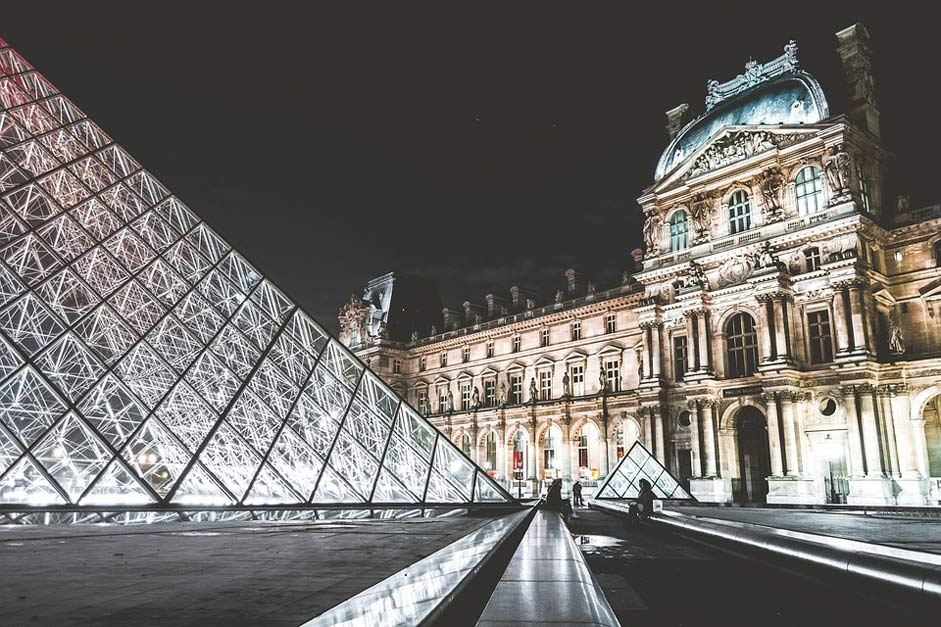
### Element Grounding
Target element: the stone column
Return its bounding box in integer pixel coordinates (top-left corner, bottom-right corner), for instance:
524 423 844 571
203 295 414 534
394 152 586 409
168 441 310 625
641 324 653 380
840 386 865 476
857 385 884 477
701 398 718 477
772 295 790 361
470 420 479 464
832 286 851 354
876 386 899 477
560 417 572 481
757 295 774 362
911 417 930 479
643 406 654 451
650 323 662 379
889 385 919 478
847 281 869 353
687 400 702 478
762 392 784 476
697 311 712 372
685 313 697 372
779 391 801 476
528 418 538 492
496 421 507 483
654 407 666 463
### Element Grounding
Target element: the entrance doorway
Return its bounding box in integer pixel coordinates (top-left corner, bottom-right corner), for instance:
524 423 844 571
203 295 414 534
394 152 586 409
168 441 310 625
734 407 771 503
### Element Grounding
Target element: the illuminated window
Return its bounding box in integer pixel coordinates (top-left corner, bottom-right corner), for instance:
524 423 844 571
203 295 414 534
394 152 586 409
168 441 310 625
856 163 871 212
795 166 824 214
486 432 497 470
571 320 581 341
728 190 751 234
461 383 471 411
669 210 689 251
807 310 834 364
510 374 523 404
439 387 449 412
539 370 552 400
544 431 556 473
725 313 759 378
484 379 495 407
578 434 589 468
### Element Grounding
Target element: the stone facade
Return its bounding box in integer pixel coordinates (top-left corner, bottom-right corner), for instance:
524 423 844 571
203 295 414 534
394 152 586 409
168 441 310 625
342 25 941 506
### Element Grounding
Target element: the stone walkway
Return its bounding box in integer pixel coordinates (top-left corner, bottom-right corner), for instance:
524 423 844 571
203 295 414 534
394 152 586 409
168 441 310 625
669 506 941 555
0 513 500 626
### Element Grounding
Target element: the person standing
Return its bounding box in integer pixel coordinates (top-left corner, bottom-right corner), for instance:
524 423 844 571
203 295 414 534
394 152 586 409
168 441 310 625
572 480 583 507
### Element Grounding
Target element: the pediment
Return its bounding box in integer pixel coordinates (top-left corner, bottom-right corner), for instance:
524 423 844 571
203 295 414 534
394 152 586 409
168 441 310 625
597 342 624 355
432 375 450 385
533 356 556 368
563 349 589 363
919 277 941 300
653 126 821 193
505 361 526 372
479 367 498 377
455 370 473 380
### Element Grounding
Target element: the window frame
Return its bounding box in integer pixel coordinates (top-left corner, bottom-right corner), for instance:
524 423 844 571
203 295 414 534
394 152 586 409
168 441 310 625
806 308 834 364
669 209 689 251
486 339 494 358
604 358 621 392
605 312 617 334
512 335 521 353
803 247 821 273
571 320 581 341
727 189 752 235
539 369 552 400
673 335 687 381
510 374 523 405
725 312 759 378
541 328 550 347
794 166 824 214
462 345 470 363
440 351 448 367
570 363 585 396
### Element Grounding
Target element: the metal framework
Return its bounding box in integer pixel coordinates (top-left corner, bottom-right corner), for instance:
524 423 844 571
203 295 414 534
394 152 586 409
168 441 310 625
0 37 512 510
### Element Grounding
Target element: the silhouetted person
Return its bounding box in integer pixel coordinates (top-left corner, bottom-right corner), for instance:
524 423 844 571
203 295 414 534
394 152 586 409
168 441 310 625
628 478 655 524
544 478 572 522
572 480 584 507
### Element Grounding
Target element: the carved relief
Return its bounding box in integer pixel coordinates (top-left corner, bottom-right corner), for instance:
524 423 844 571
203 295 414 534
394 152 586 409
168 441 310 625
687 131 806 179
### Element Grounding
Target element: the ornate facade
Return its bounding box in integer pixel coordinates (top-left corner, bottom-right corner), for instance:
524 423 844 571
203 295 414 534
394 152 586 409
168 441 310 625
343 24 941 506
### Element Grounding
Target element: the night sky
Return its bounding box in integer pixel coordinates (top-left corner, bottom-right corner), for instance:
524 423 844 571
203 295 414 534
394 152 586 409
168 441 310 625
2 3 937 331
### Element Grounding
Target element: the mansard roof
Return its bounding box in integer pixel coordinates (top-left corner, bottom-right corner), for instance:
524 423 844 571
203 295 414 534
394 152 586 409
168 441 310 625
655 41 829 182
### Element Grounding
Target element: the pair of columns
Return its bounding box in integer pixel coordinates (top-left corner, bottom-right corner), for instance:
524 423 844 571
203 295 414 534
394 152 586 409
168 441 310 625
756 293 793 363
684 310 712 374
841 384 926 478
640 322 663 380
687 399 719 478
762 390 803 476
641 405 667 463
831 279 873 356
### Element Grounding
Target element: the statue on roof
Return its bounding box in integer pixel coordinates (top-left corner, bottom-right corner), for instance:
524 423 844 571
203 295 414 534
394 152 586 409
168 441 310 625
783 40 799 71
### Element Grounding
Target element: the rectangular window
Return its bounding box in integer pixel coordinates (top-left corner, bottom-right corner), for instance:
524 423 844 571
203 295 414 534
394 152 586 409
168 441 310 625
440 351 448 367
570 364 585 396
539 370 552 400
419 356 426 371
807 310 834 364
541 328 550 347
486 339 494 358
673 336 687 381
804 247 821 272
606 313 617 334
439 387 448 412
484 379 495 407
392 358 401 374
605 359 620 392
512 335 521 353
462 346 470 363
510 374 523 404
571 321 581 341
417 390 427 412
461 383 471 411
578 435 589 468
856 163 871 212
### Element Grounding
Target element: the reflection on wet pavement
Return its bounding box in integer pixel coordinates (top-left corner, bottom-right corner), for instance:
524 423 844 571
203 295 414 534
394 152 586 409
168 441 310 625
573 534 633 559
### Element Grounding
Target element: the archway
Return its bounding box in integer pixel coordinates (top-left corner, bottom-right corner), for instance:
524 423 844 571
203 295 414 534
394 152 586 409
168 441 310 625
615 419 641 460
574 422 602 481
734 406 771 502
540 424 563 480
511 428 529 488
923 394 941 477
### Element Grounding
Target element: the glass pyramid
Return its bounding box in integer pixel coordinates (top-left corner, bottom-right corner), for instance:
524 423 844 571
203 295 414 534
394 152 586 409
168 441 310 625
594 440 693 500
0 38 511 508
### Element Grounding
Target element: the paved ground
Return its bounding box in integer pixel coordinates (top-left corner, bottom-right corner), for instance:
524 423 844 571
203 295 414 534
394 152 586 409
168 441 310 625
0 511 504 626
669 505 941 555
568 507 925 627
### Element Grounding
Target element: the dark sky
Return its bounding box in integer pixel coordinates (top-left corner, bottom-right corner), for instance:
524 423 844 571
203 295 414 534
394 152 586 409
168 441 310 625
3 3 937 331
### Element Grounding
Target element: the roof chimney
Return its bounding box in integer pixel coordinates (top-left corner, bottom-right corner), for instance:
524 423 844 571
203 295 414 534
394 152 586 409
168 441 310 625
835 23 879 137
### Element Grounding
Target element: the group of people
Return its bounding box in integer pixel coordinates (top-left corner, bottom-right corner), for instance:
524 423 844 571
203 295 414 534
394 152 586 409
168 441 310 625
542 477 656 525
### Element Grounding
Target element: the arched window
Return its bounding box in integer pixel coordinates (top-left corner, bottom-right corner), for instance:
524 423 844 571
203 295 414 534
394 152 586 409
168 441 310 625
803 247 821 272
669 210 689 251
486 431 497 471
725 313 759 378
461 433 471 456
795 166 824 214
728 190 751 234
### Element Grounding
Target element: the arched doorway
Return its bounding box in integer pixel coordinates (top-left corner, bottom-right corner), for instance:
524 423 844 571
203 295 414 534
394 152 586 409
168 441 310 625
734 406 771 502
615 420 640 460
923 394 941 477
574 422 602 481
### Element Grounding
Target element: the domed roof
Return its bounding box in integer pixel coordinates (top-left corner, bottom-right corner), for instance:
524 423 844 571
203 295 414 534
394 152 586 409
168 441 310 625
655 43 829 181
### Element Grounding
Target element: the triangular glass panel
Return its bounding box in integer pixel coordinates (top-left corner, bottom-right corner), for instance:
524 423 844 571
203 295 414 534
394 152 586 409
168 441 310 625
243 463 301 505
0 37 511 509
0 454 66 504
595 440 693 501
80 458 155 505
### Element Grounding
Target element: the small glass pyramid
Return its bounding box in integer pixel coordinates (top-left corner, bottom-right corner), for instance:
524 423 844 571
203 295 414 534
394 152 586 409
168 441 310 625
594 440 693 500
0 37 511 508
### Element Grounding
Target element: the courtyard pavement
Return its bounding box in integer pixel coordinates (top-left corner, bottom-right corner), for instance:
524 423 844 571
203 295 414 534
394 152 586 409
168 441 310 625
668 505 941 556
0 511 503 626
